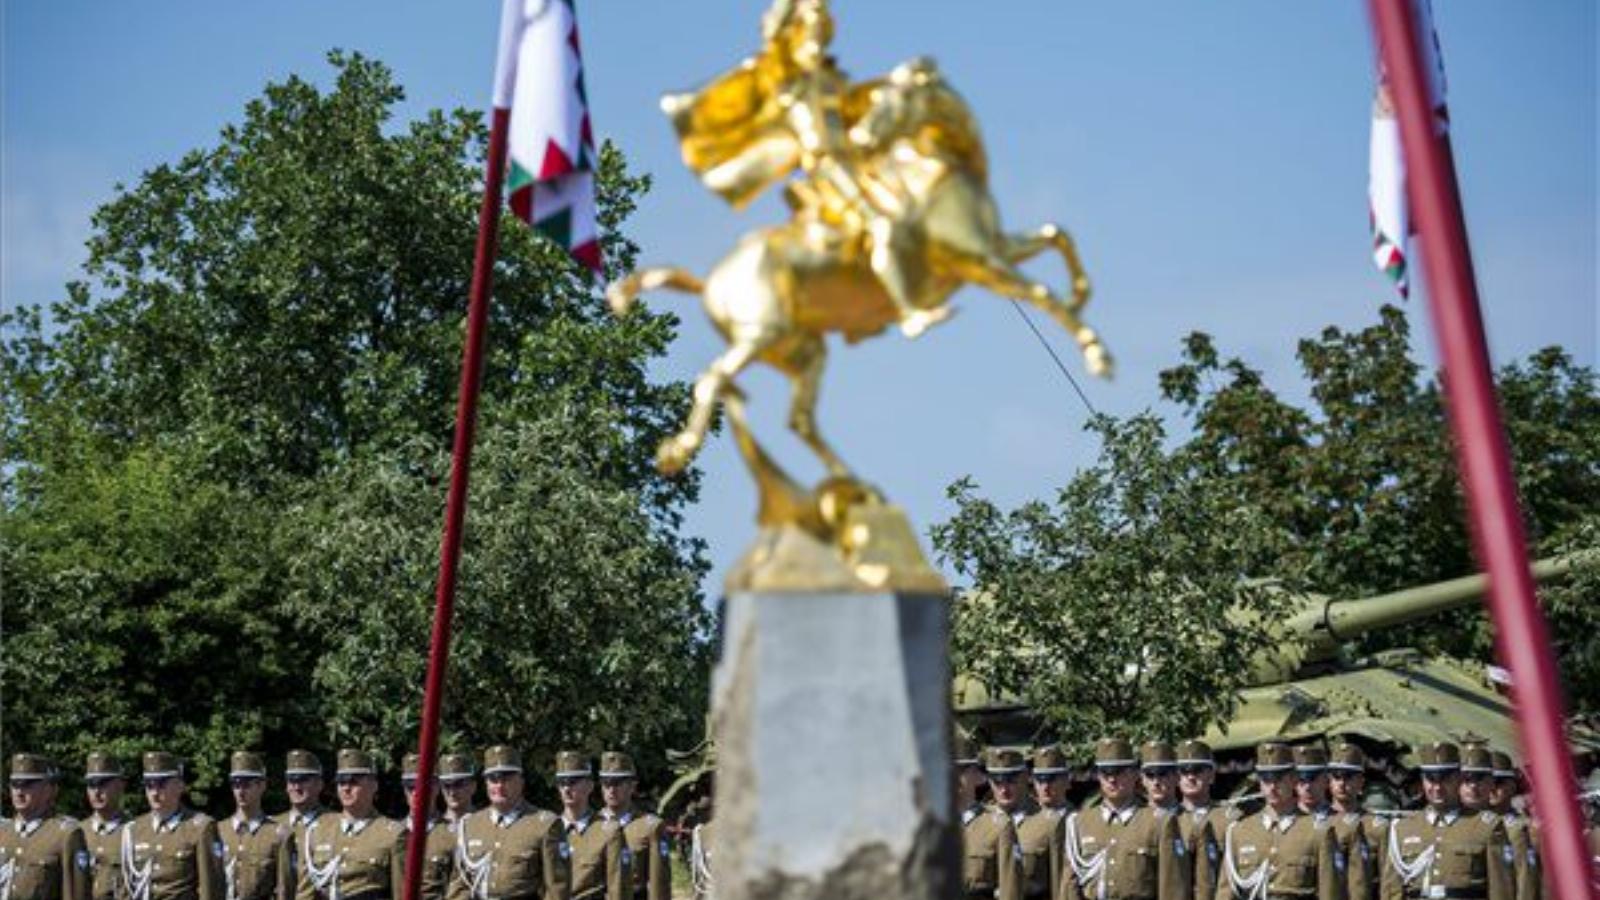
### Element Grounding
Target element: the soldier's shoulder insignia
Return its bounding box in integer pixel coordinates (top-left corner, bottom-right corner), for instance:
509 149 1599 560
1343 812 1360 825
1480 811 1498 824
558 840 571 860
659 837 672 859
75 849 90 870
1174 838 1186 857
1334 849 1346 872
58 816 80 829
212 840 225 859
191 812 215 827
1502 844 1514 865
620 846 632 867
384 820 405 834
1526 847 1538 867
1012 842 1023 862
1206 839 1218 863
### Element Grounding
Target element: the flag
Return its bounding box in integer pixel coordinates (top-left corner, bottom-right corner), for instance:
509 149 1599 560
1368 0 1448 300
494 0 603 276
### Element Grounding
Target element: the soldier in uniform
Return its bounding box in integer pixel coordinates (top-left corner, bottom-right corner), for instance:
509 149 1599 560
553 752 626 900
446 746 569 900
1214 743 1344 900
596 752 669 900
0 753 90 900
954 738 1020 900
1379 741 1512 900
279 751 326 897
1139 742 1180 814
1296 744 1370 900
999 748 1063 900
1175 740 1231 900
396 753 453 900
1328 743 1382 900
219 752 290 900
1029 747 1074 817
1462 748 1536 900
1060 737 1189 900
294 749 403 900
82 753 128 900
120 751 223 900
437 756 477 826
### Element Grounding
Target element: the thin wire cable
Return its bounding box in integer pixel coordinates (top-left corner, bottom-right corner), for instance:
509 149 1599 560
1004 298 1099 418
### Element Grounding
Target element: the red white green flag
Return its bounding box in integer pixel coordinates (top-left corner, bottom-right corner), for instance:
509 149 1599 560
493 0 602 276
1368 0 1449 300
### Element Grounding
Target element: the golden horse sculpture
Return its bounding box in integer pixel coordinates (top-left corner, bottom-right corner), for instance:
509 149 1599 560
607 0 1111 592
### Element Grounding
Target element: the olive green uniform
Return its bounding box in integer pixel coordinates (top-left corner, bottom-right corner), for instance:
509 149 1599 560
0 815 91 900
1329 811 1380 900
394 819 453 900
561 815 625 900
599 811 667 900
1011 807 1065 900
448 803 570 900
219 816 290 900
119 810 225 900
81 815 126 900
279 810 327 894
1177 806 1232 900
293 815 403 900
961 803 1022 900
1061 803 1189 900
1214 808 1344 900
1378 808 1512 900
1495 814 1537 900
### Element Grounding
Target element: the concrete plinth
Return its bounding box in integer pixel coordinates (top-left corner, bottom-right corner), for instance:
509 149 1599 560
710 584 958 900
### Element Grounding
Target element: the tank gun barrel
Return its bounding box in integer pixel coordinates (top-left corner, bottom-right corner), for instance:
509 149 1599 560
1322 556 1575 643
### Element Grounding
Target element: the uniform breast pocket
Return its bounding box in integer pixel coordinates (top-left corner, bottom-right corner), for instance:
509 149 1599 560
1282 859 1317 888
507 850 538 879
1128 846 1158 894
962 850 996 885
1442 846 1486 882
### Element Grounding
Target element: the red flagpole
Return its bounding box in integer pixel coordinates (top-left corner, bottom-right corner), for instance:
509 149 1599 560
1367 2 1594 896
401 104 511 900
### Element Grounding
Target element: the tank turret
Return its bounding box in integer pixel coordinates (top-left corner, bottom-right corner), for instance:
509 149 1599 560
1247 556 1578 684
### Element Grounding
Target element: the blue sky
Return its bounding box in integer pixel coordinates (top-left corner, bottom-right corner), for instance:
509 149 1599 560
4 1 1595 590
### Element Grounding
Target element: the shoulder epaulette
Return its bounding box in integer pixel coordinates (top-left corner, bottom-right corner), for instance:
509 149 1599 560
188 812 214 827
58 816 80 830
1479 811 1498 824
602 819 621 833
382 819 404 834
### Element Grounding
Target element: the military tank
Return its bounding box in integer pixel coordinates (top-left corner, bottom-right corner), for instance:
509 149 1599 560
954 555 1600 798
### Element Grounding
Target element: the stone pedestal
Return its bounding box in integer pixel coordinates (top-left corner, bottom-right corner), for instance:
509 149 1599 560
710 580 958 900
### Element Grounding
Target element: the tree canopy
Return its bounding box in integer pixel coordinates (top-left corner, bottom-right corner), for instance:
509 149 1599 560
937 304 1600 751
1 52 710 809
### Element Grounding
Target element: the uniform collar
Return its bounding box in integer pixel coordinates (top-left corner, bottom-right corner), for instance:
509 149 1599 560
14 814 49 837
1424 807 1461 826
153 809 186 832
232 813 267 834
961 803 984 826
1183 802 1211 819
1262 807 1297 832
563 810 594 833
339 814 375 836
91 812 125 834
1100 801 1138 825
1008 808 1026 826
291 807 323 827
600 807 634 826
490 805 525 828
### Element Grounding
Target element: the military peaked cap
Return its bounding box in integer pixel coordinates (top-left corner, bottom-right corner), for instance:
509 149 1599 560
554 751 590 779
9 753 60 782
335 748 377 776
483 746 523 776
1328 742 1366 773
285 749 323 777
984 748 1026 776
1255 743 1294 773
1293 745 1328 773
143 751 184 779
1030 745 1070 775
1460 745 1495 774
1176 740 1214 767
229 751 267 779
1490 751 1517 781
1140 740 1176 770
952 734 981 767
84 752 124 780
1417 741 1461 771
599 751 636 779
439 753 476 781
1095 737 1136 768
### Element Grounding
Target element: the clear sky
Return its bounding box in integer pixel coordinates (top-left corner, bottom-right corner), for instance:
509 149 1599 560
4 1 1595 590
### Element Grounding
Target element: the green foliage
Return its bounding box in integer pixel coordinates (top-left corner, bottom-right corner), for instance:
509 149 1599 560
938 303 1600 751
932 415 1300 752
1 51 709 812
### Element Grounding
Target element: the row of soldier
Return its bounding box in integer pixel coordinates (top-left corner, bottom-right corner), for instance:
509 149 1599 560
0 747 672 900
956 736 1600 900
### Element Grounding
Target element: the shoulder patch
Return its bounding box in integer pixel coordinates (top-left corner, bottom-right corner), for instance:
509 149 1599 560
660 838 672 859
1012 842 1023 862
1334 849 1346 872
1502 844 1514 865
74 850 90 871
1174 838 1186 857
620 846 632 867
212 840 224 860
558 841 571 860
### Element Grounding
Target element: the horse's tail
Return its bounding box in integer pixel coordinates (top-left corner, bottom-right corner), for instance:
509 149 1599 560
606 267 705 317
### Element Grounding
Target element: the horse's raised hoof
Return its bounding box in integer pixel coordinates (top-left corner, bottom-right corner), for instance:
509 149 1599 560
655 434 700 474
1085 344 1114 380
899 306 955 339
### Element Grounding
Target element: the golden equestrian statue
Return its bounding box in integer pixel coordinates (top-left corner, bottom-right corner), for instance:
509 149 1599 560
608 0 1111 591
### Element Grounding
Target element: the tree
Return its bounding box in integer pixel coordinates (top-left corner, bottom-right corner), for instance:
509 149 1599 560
1 51 710 806
932 415 1300 751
